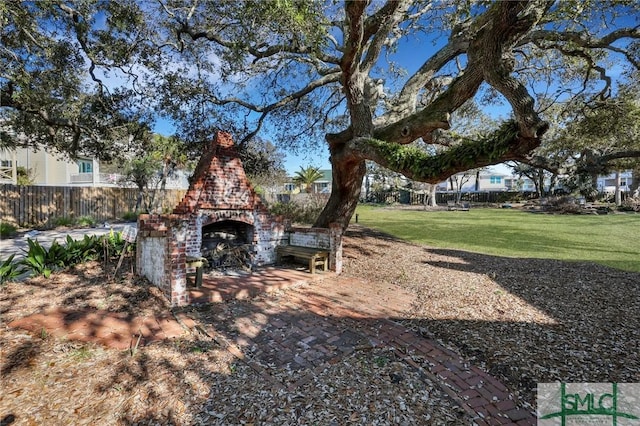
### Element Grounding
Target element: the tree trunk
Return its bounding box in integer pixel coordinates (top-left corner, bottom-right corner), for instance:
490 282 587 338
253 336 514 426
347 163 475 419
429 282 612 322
364 174 371 201
314 146 366 231
135 189 144 212
549 173 558 195
537 169 545 198
428 184 437 207
615 170 622 206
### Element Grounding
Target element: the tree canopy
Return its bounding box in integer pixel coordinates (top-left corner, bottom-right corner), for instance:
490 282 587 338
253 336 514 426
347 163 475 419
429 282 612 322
2 0 639 228
519 83 640 196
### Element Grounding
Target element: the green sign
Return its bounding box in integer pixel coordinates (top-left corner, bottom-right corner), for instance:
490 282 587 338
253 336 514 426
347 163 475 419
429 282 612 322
538 383 640 425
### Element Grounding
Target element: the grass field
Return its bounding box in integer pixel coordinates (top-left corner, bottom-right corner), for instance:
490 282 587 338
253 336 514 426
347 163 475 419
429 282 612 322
353 205 640 272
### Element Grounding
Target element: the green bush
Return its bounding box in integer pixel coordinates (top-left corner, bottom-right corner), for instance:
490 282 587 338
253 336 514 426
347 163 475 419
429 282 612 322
1 255 25 284
0 222 18 238
269 201 299 219
53 216 75 227
14 232 136 280
64 235 102 265
102 229 135 259
269 196 325 225
76 216 96 227
122 211 140 221
20 235 107 278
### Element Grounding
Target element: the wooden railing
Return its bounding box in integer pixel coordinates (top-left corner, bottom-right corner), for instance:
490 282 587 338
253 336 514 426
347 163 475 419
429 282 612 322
0 166 14 184
69 173 94 183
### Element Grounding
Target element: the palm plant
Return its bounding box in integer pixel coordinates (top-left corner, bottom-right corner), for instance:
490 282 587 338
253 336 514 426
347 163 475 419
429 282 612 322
292 166 324 194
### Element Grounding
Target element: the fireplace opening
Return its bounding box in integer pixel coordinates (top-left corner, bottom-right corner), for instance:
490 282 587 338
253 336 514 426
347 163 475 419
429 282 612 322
201 220 255 272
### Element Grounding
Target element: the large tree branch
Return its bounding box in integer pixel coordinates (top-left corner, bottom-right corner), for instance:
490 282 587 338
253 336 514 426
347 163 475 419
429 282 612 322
327 50 483 147
523 27 640 69
380 36 468 125
339 1 374 136
206 72 342 113
347 121 542 183
600 150 640 163
474 0 551 138
2 84 92 154
176 22 341 65
206 72 341 145
373 66 484 144
360 0 412 72
341 1 368 77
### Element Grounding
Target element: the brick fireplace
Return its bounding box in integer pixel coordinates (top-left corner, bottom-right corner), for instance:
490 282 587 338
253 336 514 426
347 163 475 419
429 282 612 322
136 131 343 306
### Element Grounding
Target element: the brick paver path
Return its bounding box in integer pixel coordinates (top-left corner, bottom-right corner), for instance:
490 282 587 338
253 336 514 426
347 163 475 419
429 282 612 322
184 276 536 425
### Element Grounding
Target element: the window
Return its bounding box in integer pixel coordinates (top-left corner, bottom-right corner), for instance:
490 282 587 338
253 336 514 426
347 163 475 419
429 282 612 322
489 176 502 184
78 160 93 174
285 183 296 191
0 160 12 167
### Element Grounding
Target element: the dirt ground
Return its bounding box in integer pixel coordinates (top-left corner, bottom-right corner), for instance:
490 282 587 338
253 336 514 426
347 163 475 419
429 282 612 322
1 221 639 425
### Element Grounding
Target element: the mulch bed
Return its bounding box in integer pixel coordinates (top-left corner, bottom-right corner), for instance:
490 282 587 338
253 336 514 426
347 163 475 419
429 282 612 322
1 223 639 424
341 225 640 408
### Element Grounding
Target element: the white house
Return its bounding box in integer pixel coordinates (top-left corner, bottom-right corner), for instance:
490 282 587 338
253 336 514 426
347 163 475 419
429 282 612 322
0 146 101 186
0 146 189 189
438 169 510 192
597 171 635 193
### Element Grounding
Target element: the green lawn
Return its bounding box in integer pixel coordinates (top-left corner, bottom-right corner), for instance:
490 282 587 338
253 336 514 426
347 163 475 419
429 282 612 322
353 205 640 272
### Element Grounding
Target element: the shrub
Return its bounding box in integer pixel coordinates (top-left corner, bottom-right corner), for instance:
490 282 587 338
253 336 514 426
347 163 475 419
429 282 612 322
0 222 18 238
53 216 75 227
1 255 24 284
619 197 640 212
122 211 139 221
76 216 96 227
19 234 110 278
64 235 102 264
102 230 135 259
269 201 299 220
542 196 582 214
16 166 34 186
19 239 66 278
271 202 322 225
268 196 326 225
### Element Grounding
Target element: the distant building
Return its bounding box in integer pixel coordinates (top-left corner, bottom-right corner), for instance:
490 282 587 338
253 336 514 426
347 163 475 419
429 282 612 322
283 169 332 194
0 146 189 189
438 170 511 192
0 146 101 186
597 171 635 193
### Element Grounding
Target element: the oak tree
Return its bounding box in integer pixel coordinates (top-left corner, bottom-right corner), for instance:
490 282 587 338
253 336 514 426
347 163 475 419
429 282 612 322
2 1 639 228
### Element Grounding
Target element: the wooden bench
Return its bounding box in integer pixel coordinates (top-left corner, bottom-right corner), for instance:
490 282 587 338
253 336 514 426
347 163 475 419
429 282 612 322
276 245 329 274
186 256 208 287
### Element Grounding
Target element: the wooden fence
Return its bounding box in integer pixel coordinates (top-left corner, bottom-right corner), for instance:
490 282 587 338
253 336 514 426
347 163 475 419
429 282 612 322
363 189 540 205
1 185 186 227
